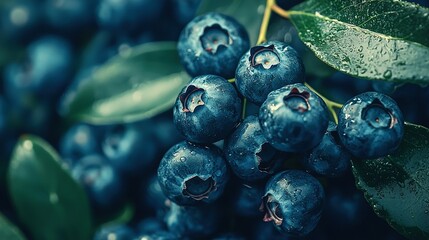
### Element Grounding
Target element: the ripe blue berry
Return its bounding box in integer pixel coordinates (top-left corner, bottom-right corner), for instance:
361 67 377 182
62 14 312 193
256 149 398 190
259 83 329 152
71 154 126 213
174 75 241 143
338 91 404 159
260 170 324 237
224 115 282 181
177 12 250 78
93 224 134 240
235 41 305 104
301 122 351 177
157 141 229 206
232 183 265 217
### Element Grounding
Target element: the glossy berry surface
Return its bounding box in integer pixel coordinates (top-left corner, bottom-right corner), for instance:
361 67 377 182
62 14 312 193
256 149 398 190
232 183 265 217
173 75 241 143
224 115 281 181
338 91 404 159
177 12 250 78
301 122 351 177
157 141 229 206
259 83 329 152
235 41 305 104
261 170 325 237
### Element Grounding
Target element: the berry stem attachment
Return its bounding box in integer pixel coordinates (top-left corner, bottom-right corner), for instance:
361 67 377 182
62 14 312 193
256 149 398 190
228 78 236 83
257 0 276 44
304 82 343 124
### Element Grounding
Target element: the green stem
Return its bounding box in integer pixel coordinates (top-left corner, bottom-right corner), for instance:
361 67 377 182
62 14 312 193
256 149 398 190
257 0 276 44
228 78 235 83
304 82 343 124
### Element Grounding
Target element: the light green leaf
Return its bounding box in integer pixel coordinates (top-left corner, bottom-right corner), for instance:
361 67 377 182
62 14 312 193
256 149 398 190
197 0 265 45
62 41 189 125
0 214 26 240
352 123 429 240
8 136 93 240
289 0 429 83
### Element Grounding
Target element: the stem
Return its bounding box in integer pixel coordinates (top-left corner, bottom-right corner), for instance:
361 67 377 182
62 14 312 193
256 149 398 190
304 83 343 124
271 3 290 19
241 98 247 120
228 78 235 83
257 0 276 44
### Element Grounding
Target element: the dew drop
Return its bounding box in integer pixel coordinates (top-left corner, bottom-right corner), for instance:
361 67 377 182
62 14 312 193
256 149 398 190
383 70 392 79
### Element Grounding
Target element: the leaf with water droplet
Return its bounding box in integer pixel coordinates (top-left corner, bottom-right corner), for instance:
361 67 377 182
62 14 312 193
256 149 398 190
289 0 429 84
352 123 429 240
197 0 265 45
61 42 190 125
7 136 93 240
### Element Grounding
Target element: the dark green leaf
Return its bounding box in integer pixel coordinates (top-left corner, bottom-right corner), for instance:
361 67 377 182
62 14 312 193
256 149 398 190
62 42 189 125
289 0 429 83
352 123 429 240
0 214 26 240
8 136 92 240
197 0 265 45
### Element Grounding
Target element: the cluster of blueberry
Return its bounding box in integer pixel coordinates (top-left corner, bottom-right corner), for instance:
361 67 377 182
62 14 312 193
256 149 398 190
155 12 407 239
0 0 428 240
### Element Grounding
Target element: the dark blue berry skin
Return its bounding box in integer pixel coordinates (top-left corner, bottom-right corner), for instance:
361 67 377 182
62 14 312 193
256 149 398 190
71 154 126 213
224 115 282 181
101 121 157 176
136 217 167 235
137 174 168 217
59 123 101 166
157 141 229 206
45 0 96 35
232 183 265 217
164 202 221 238
235 41 305 104
97 0 165 34
0 0 45 43
170 0 202 26
3 35 73 100
301 122 351 177
134 231 180 240
177 12 250 79
259 83 329 152
173 75 241 144
261 170 325 237
338 92 404 159
93 224 135 240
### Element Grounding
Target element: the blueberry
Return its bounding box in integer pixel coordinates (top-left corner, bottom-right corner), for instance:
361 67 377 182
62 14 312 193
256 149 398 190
0 0 44 43
134 231 179 240
59 123 101 166
101 120 157 176
231 183 265 217
93 224 134 240
97 0 165 34
135 217 166 235
157 141 229 206
259 83 329 152
3 35 74 100
164 202 221 238
235 41 305 104
338 92 404 159
173 75 241 143
177 12 250 78
71 154 126 214
137 174 168 216
45 0 96 35
224 115 282 181
301 122 351 177
260 170 325 237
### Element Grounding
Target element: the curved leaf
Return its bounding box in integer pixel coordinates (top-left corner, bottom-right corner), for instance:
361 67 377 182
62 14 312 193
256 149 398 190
352 123 429 240
289 0 429 83
0 214 26 240
62 42 189 125
7 136 92 240
197 0 265 45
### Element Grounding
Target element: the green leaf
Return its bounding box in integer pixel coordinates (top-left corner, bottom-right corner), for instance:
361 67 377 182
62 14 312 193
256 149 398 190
289 0 429 84
197 0 265 45
62 41 189 125
352 123 429 240
0 214 26 240
7 136 93 240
